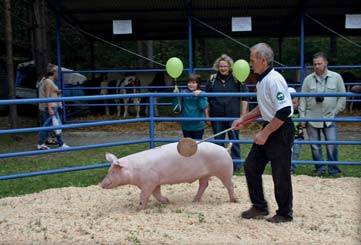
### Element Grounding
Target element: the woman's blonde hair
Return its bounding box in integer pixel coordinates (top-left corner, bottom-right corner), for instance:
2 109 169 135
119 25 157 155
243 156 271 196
212 54 234 72
46 64 58 78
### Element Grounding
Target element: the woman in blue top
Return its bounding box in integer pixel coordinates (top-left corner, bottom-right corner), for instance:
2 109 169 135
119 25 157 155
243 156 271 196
173 73 209 140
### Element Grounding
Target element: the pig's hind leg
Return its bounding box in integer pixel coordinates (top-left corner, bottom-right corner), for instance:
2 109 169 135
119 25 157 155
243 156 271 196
219 176 237 202
193 176 210 202
152 185 170 204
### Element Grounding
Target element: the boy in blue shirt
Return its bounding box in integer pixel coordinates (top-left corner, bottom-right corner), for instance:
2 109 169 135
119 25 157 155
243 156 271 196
173 73 209 139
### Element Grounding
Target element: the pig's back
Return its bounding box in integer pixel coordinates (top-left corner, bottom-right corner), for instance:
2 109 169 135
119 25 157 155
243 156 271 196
127 142 231 165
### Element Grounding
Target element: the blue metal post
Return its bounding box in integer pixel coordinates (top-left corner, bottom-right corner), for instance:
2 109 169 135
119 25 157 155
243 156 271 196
187 0 193 74
149 94 155 148
300 9 305 85
55 15 66 122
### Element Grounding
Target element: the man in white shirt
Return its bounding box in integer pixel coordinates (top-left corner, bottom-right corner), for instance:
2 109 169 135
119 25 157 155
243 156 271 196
232 43 294 223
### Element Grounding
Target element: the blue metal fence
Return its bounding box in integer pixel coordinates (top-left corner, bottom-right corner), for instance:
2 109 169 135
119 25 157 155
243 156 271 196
0 91 360 180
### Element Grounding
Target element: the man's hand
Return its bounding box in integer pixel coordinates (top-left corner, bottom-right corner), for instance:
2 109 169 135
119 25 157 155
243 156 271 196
254 130 269 145
232 118 245 130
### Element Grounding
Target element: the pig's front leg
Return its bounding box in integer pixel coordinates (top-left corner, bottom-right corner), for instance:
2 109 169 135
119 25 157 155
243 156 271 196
152 185 170 204
137 185 156 211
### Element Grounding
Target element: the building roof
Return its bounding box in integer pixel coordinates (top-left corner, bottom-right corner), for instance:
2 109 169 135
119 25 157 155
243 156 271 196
47 0 360 40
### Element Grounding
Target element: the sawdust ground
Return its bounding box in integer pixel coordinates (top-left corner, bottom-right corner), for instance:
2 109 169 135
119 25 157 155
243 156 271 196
0 175 360 244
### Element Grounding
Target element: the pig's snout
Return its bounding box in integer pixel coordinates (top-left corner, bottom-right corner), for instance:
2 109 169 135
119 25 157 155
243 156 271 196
99 178 112 189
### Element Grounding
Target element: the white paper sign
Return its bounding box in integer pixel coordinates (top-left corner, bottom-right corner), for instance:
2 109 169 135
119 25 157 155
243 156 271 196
345 14 361 29
113 20 132 34
232 17 252 32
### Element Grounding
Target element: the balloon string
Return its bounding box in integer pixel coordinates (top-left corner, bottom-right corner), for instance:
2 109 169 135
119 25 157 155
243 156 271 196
173 78 182 114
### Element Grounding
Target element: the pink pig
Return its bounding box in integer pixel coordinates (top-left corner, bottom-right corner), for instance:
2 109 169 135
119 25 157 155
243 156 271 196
100 142 237 210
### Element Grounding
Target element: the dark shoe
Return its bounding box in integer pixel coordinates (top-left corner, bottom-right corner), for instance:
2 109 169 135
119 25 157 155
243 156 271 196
241 206 269 219
46 138 57 145
313 168 326 175
311 170 325 176
266 214 293 223
329 172 343 177
37 144 50 150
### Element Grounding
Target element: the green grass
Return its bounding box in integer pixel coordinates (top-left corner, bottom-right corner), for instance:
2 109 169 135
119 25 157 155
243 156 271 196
0 134 149 198
0 134 360 199
237 143 361 177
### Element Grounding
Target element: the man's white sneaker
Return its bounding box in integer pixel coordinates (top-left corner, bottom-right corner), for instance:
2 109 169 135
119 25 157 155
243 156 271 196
37 144 50 150
60 143 69 148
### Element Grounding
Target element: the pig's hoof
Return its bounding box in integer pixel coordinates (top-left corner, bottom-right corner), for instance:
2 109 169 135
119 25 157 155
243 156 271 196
136 206 145 211
160 198 170 204
230 198 238 203
192 198 201 202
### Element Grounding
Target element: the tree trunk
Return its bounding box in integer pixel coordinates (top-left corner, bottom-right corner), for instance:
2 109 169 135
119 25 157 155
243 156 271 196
32 0 49 79
4 0 18 128
146 40 154 69
137 41 144 68
330 35 337 65
199 38 208 67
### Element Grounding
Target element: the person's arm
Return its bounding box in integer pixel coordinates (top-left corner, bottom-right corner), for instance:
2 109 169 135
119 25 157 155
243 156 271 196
299 79 308 128
204 108 209 118
194 90 202 96
204 79 213 125
45 80 54 116
197 93 210 123
333 75 346 115
205 78 212 92
240 82 249 116
232 106 261 130
241 100 248 116
172 88 181 112
351 85 361 93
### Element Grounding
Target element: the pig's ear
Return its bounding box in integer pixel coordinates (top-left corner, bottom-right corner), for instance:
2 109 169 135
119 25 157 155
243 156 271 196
105 152 118 162
113 160 125 169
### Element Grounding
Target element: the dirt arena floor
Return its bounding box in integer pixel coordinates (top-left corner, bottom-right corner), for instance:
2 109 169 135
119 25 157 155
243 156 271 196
0 175 360 244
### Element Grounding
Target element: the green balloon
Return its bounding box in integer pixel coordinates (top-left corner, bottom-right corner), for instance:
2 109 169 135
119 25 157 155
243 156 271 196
166 57 183 79
233 59 250 82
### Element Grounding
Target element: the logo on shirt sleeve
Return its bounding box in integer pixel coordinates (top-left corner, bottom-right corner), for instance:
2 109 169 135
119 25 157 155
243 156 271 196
276 92 285 101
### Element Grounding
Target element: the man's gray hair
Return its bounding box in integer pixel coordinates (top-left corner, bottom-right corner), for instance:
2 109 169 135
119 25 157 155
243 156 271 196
212 54 234 71
250 43 274 67
313 52 328 61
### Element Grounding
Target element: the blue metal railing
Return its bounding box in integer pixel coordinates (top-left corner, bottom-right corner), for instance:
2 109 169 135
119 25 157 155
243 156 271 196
0 91 360 180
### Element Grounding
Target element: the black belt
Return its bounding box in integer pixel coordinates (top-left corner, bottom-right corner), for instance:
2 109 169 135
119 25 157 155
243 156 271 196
263 117 292 127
